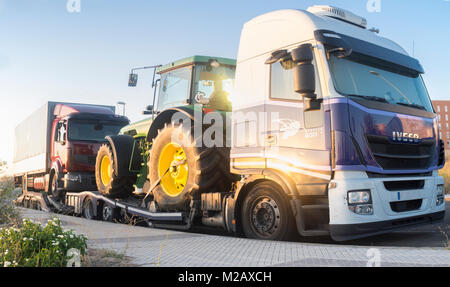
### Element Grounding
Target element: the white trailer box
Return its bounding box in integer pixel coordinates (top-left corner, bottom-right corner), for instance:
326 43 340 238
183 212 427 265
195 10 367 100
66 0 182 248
13 102 56 175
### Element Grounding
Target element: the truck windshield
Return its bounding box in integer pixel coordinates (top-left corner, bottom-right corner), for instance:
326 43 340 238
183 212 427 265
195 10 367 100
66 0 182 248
327 54 433 112
68 120 124 142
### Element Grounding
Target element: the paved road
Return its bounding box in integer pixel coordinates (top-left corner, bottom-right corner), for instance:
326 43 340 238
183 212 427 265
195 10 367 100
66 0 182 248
188 201 450 248
299 201 450 248
19 202 450 267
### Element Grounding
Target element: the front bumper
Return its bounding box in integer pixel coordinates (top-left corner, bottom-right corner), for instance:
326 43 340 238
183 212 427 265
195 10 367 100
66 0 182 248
328 171 446 241
330 210 444 241
64 172 97 192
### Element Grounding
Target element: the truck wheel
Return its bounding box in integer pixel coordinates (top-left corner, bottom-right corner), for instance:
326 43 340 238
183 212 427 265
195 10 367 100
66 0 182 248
101 203 120 222
241 181 295 241
49 171 58 195
82 198 95 220
49 171 64 200
148 123 232 210
95 144 134 199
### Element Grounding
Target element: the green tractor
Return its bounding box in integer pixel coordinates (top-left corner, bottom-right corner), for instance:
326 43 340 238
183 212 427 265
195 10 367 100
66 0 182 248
94 56 236 211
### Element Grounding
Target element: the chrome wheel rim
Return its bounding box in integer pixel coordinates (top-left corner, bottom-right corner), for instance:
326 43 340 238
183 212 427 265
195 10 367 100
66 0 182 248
102 205 112 221
250 196 281 237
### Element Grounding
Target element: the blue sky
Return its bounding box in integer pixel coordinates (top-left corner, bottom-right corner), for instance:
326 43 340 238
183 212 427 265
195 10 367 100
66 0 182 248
0 0 449 163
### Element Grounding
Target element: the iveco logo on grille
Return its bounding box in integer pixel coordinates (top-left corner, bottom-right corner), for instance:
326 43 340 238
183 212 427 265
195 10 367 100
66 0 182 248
392 131 420 143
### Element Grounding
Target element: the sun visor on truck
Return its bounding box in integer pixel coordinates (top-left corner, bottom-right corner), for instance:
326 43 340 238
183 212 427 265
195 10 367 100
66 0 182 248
314 30 424 75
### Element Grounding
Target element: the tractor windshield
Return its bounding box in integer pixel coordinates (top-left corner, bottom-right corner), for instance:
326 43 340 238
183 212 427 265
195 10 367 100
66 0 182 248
192 64 235 111
157 67 192 111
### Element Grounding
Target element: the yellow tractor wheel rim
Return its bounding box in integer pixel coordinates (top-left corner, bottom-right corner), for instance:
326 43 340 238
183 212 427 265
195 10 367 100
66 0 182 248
100 156 112 186
158 142 188 197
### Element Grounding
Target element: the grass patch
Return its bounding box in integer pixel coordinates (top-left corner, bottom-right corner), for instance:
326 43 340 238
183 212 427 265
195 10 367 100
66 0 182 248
82 249 136 267
97 249 125 260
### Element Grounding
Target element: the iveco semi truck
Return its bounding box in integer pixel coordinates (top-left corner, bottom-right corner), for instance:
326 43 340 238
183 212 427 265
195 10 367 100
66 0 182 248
16 6 446 241
13 102 129 201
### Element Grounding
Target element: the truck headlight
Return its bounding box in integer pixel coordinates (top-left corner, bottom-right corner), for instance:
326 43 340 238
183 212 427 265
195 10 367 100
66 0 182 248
436 185 445 206
348 190 371 204
348 190 373 215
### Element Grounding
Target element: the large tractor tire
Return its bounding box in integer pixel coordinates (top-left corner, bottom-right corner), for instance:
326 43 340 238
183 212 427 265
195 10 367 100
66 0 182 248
148 123 232 211
95 144 135 199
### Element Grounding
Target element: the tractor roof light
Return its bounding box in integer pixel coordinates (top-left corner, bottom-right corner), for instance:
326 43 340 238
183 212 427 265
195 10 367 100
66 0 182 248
208 59 220 68
307 5 367 29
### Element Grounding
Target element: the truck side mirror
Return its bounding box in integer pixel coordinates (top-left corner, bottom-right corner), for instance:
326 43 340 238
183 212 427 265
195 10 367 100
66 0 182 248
56 122 66 145
143 105 154 115
128 73 138 87
292 44 316 99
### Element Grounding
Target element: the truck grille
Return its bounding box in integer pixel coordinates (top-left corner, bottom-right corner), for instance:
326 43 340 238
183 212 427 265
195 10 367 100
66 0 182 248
383 180 424 191
390 199 422 213
366 135 434 170
73 155 96 166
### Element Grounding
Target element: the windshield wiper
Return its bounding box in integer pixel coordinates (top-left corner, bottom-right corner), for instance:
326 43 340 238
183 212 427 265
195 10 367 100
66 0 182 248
396 102 426 111
348 94 388 103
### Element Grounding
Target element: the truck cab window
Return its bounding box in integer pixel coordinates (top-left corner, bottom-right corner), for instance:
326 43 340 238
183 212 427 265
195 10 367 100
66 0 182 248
270 57 323 128
270 58 322 101
157 67 192 112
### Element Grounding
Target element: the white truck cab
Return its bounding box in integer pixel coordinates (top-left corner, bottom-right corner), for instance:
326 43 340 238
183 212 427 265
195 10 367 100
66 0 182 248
231 6 445 240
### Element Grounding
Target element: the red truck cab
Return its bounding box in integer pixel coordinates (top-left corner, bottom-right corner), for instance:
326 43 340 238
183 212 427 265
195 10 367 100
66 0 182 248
13 102 129 198
49 104 129 194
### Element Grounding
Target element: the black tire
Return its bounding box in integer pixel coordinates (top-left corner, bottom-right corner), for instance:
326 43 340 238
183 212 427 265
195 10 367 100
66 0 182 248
241 181 295 241
82 197 95 220
101 203 121 222
95 144 135 199
49 171 58 196
148 123 232 211
49 171 64 200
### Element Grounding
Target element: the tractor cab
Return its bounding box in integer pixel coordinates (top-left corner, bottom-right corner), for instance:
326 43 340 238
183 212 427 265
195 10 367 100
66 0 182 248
155 56 236 112
129 56 236 115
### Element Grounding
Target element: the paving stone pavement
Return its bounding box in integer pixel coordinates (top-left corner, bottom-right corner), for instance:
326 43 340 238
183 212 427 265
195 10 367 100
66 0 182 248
19 208 450 267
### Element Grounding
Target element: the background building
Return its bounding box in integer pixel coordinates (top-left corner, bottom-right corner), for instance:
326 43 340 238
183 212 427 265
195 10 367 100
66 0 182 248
432 100 450 150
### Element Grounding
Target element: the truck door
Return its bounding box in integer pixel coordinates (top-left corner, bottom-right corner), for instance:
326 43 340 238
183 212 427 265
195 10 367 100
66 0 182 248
53 120 68 170
265 49 331 189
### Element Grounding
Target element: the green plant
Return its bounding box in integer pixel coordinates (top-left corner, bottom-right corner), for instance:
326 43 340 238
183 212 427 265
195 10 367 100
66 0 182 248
0 176 20 226
0 218 87 267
